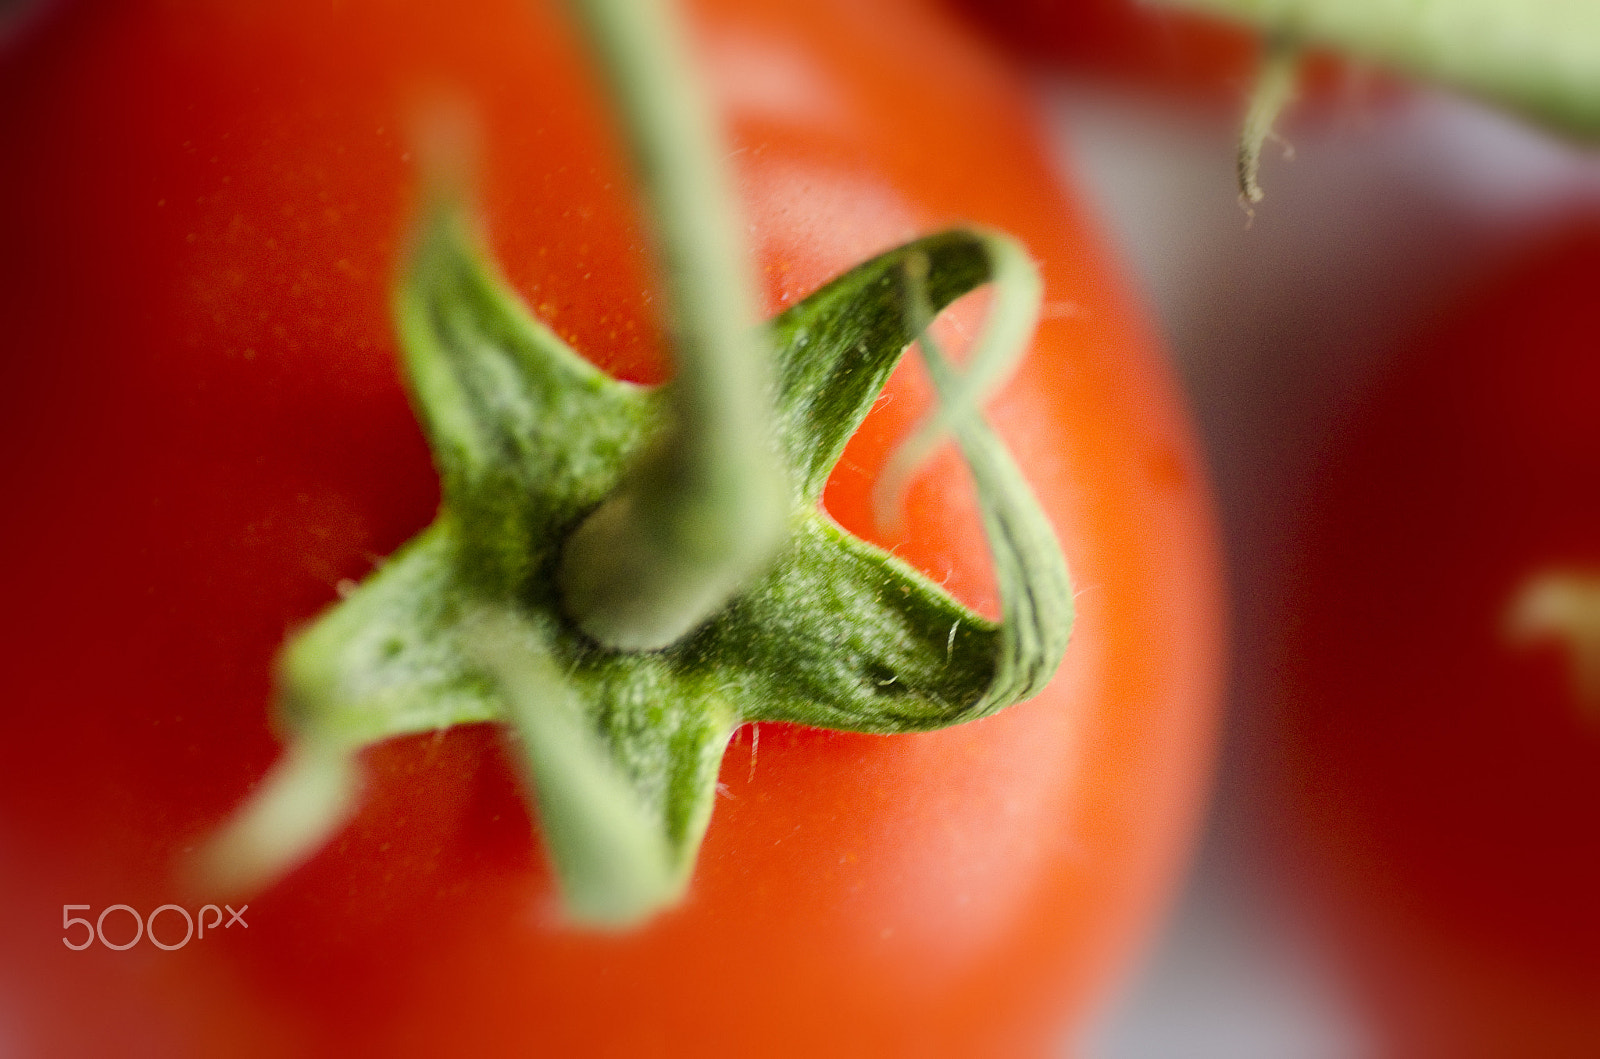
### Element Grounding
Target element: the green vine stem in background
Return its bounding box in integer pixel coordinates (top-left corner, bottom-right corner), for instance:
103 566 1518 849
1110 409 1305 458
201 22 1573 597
1160 0 1600 139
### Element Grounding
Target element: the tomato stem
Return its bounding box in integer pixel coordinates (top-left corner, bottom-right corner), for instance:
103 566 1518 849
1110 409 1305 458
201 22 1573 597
1236 34 1299 209
557 0 789 652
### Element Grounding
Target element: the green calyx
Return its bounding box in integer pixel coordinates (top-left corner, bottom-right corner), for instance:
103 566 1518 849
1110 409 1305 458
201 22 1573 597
198 198 1071 928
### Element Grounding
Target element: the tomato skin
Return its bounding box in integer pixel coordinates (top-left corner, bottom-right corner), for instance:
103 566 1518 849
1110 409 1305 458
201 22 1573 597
0 0 1221 1054
1274 225 1600 1056
942 0 1378 117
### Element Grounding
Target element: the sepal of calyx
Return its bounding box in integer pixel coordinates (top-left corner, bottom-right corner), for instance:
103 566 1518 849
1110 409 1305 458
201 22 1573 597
203 197 1072 929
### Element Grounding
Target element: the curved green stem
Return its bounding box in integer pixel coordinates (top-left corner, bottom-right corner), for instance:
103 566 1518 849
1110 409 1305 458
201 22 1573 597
558 0 789 652
871 233 1042 527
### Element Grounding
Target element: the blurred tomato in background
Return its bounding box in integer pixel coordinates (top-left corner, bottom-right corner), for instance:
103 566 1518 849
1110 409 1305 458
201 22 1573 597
1270 224 1600 1058
1032 22 1600 1057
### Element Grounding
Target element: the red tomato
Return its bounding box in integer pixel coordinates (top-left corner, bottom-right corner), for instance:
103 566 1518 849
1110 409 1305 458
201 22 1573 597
946 0 1262 96
1273 224 1600 1056
0 0 1222 1053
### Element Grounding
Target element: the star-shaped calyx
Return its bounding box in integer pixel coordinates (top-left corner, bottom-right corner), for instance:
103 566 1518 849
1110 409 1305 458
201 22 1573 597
199 197 1071 928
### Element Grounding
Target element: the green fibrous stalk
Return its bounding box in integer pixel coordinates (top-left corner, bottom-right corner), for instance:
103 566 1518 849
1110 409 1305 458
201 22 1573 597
1161 0 1600 140
194 200 1072 928
556 0 788 652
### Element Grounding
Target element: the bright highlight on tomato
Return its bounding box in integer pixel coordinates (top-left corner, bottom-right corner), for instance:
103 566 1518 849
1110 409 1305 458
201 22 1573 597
0 0 1222 1053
